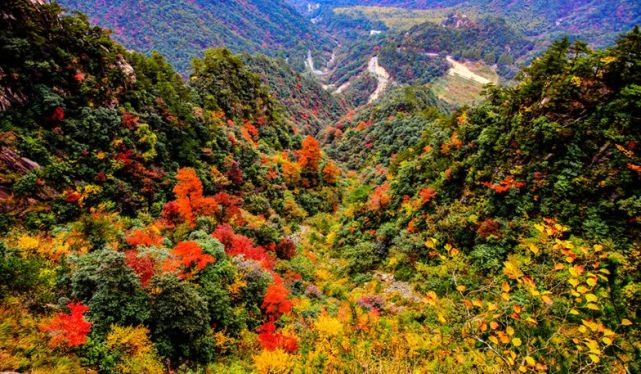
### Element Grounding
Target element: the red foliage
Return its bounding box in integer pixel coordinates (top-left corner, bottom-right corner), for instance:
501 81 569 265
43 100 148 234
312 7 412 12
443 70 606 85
297 135 321 173
212 192 243 223
257 321 298 353
125 250 155 287
74 71 86 82
162 241 214 278
64 190 81 204
51 106 65 121
40 302 91 349
122 111 139 130
126 228 164 248
477 218 501 239
212 224 274 270
160 201 182 228
225 158 244 185
276 237 296 260
114 149 136 166
482 176 526 193
262 279 292 318
94 172 107 183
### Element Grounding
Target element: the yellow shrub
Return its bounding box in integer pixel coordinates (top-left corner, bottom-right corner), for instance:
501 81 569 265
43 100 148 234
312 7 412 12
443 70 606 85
253 349 293 374
106 325 163 374
314 315 343 338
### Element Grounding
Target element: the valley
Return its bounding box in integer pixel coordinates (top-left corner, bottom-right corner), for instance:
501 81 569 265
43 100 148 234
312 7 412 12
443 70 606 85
1 1 640 373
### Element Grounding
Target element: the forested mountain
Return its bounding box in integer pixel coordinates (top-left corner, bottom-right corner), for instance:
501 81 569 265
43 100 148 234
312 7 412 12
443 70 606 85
244 55 350 135
316 13 530 107
2 0 640 373
55 0 335 73
325 86 449 169
290 0 640 47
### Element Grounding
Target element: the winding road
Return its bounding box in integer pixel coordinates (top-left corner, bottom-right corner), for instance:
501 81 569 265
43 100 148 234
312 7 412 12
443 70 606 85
367 56 390 104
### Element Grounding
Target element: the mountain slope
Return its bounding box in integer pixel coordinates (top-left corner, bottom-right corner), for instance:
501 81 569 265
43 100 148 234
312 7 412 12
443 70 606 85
292 0 641 48
56 0 334 73
319 14 531 107
244 55 350 135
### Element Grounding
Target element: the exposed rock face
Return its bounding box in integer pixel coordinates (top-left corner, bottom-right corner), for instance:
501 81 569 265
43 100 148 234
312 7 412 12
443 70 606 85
0 146 40 174
116 55 136 83
443 13 476 29
0 68 27 112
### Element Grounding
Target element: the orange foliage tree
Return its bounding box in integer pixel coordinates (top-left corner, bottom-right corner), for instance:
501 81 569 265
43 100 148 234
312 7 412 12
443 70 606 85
161 241 214 278
163 168 220 226
126 228 164 248
482 176 526 193
297 135 321 174
419 187 437 205
367 183 391 211
322 161 341 185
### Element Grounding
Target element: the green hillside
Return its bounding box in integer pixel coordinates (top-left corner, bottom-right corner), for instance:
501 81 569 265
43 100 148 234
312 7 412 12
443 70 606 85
56 0 335 73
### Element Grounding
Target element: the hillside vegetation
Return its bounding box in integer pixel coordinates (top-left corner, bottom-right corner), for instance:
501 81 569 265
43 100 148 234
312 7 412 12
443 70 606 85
291 0 641 48
56 0 335 73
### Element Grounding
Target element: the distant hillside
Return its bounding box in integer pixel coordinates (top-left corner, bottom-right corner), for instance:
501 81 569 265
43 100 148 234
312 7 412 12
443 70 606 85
319 15 531 107
291 0 641 48
56 0 335 73
244 55 350 135
325 86 449 169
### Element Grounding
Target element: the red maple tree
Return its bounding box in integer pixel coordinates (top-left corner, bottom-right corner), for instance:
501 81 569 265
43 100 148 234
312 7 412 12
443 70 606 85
212 224 274 270
261 278 292 319
125 250 156 287
41 302 91 349
257 321 298 353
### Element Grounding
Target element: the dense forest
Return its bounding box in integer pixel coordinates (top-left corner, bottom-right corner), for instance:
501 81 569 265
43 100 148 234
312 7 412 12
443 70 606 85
1 0 640 373
290 0 641 47
56 0 335 73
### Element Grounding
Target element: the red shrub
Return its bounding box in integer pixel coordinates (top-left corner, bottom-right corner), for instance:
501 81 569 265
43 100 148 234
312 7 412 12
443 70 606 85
257 321 298 353
212 192 243 223
160 201 182 228
125 250 155 287
40 302 91 348
262 280 292 318
51 106 65 121
276 237 296 260
212 224 274 269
